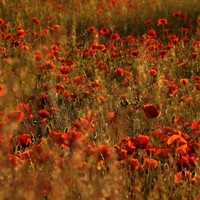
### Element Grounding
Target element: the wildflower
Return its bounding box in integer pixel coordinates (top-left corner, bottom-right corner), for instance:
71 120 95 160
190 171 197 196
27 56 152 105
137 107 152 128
149 67 158 76
18 134 31 148
0 85 6 96
190 52 197 59
97 145 110 161
167 82 179 97
179 78 189 85
142 158 158 170
157 18 168 27
132 134 150 149
111 33 120 40
31 17 40 25
142 104 161 119
59 66 71 74
108 112 116 121
172 11 181 18
38 110 50 118
6 110 25 123
100 27 110 36
0 18 4 25
126 158 140 170
131 50 139 57
144 19 153 26
147 29 157 38
17 29 26 38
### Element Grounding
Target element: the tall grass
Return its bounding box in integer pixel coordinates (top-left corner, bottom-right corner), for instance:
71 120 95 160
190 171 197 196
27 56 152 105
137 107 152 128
0 0 200 199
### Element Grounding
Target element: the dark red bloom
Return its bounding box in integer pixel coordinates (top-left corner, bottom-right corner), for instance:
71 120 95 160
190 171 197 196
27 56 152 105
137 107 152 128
38 110 50 118
6 110 25 123
31 17 40 25
0 85 6 96
131 50 139 57
126 157 140 170
97 145 110 161
100 27 110 36
132 134 150 149
111 33 120 40
144 19 153 26
18 134 31 147
147 29 157 38
157 18 168 27
0 18 4 25
142 104 161 119
167 83 179 97
17 29 26 38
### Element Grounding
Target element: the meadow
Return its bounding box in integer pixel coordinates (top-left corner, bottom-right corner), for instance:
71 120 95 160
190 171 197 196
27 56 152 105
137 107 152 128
0 0 200 199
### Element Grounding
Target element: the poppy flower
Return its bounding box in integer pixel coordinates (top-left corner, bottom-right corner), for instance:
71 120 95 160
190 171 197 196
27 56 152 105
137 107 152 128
149 67 158 76
144 19 153 26
111 33 120 40
147 29 157 38
126 158 140 170
100 27 110 36
157 18 168 27
38 110 50 118
132 134 150 149
6 110 25 123
0 18 4 25
50 131 66 146
65 130 83 148
97 145 110 161
142 158 158 170
142 104 161 119
31 17 40 25
18 134 31 148
0 86 6 96
167 83 178 97
108 112 116 121
131 50 139 57
17 29 26 38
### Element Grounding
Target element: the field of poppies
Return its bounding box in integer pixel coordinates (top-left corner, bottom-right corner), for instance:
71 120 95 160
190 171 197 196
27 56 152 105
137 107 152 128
0 0 200 199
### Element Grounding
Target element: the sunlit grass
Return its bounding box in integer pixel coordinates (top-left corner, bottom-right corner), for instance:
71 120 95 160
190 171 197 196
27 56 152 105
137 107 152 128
0 0 200 199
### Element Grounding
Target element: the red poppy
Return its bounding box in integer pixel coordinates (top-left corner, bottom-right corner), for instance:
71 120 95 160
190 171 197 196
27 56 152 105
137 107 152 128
0 86 6 96
60 66 71 74
172 11 181 18
131 50 139 57
17 29 26 38
179 78 189 85
115 67 125 77
38 110 50 118
31 17 40 25
73 76 86 87
100 27 110 36
151 129 163 139
0 18 4 25
97 145 110 161
157 18 168 27
167 134 187 146
50 131 66 146
144 19 153 26
18 134 31 148
142 104 161 119
190 52 197 59
126 157 140 170
111 33 120 40
132 134 150 149
167 83 179 97
108 112 116 121
6 110 25 123
147 29 157 38
142 158 158 169
65 130 83 148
